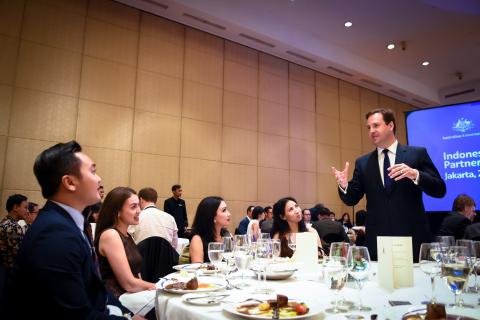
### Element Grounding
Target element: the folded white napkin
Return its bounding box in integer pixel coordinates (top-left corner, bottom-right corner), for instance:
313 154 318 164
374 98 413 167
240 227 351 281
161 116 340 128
119 290 155 316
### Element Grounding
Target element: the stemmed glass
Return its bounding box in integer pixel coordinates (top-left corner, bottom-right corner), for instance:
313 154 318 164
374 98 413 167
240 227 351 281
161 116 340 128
468 241 480 293
330 242 350 258
323 256 348 313
419 242 442 303
207 242 224 276
441 246 472 308
232 235 252 288
222 236 234 266
347 246 372 311
260 233 271 240
271 239 281 260
287 233 297 253
435 236 454 253
253 239 273 294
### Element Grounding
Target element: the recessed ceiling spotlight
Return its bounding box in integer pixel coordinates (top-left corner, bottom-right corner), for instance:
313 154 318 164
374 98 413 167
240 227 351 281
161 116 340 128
422 61 430 66
387 43 395 50
344 21 352 28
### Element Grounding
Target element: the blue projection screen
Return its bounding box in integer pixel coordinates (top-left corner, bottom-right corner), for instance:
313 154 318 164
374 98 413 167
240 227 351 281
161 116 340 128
406 101 480 211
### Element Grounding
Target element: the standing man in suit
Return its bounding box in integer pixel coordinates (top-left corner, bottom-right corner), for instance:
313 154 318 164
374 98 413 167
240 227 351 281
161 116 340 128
4 141 140 319
332 108 446 261
164 184 188 238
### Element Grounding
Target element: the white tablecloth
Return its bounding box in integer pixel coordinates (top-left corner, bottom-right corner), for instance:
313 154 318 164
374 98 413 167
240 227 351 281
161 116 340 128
120 263 480 319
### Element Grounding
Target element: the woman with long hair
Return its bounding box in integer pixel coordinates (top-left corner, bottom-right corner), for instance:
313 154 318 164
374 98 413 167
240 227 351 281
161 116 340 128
94 187 155 298
339 212 353 229
190 196 231 263
271 197 323 257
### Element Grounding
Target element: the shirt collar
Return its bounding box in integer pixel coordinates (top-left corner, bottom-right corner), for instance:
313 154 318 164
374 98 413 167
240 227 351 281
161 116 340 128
377 139 398 156
52 201 85 232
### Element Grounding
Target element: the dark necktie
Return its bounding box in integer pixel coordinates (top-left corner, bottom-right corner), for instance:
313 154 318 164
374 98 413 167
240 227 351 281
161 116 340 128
383 149 393 193
84 219 101 277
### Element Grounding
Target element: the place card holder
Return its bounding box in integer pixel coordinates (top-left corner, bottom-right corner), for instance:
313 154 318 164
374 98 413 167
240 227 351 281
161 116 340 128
377 236 413 290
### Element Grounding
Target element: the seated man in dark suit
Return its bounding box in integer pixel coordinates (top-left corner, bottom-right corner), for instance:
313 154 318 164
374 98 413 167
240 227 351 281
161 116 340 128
437 194 476 240
4 141 141 319
464 221 480 240
236 205 254 235
311 206 349 244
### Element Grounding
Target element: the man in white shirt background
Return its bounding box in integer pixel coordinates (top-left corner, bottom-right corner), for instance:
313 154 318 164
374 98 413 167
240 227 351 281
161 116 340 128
132 187 178 249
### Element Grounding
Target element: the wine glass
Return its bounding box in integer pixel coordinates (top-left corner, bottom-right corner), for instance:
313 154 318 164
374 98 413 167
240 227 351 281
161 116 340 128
271 239 281 260
330 242 350 258
323 256 348 313
287 233 297 253
207 242 224 275
252 239 273 294
222 236 235 276
435 236 454 253
441 245 471 308
233 235 252 288
347 246 372 311
419 242 442 303
468 241 480 293
260 233 271 240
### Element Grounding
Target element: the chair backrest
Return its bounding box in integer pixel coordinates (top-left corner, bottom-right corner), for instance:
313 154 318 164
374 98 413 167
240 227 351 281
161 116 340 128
137 236 179 282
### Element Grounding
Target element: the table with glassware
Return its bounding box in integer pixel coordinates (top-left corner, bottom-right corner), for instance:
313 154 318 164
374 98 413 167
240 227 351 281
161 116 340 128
120 236 480 320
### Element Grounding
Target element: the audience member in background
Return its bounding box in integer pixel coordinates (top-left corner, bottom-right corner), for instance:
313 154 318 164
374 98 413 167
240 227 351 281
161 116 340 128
26 202 40 227
339 212 353 229
237 205 254 235
86 201 102 223
246 206 265 242
164 184 188 238
351 210 367 246
329 212 336 221
271 197 322 258
464 220 480 240
5 141 137 319
260 206 273 234
94 187 156 298
437 194 476 240
308 203 325 222
131 187 178 249
312 206 349 245
0 194 28 305
99 185 105 200
190 196 231 263
302 208 312 228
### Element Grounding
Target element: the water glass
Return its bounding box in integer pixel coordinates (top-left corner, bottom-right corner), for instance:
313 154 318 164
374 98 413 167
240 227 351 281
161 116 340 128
271 239 281 259
253 239 273 294
330 242 350 258
233 239 252 287
419 242 442 303
347 246 372 311
207 242 224 274
287 233 297 252
441 246 471 307
323 256 348 313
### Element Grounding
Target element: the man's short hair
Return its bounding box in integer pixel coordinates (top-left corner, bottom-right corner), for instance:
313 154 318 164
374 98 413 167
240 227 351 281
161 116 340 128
302 208 310 215
247 205 255 213
264 206 272 212
139 187 158 203
452 194 476 212
34 140 82 199
317 206 332 216
6 194 28 212
365 108 396 135
171 184 181 192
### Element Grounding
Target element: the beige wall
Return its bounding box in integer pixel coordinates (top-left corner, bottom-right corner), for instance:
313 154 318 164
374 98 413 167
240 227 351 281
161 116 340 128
0 0 413 229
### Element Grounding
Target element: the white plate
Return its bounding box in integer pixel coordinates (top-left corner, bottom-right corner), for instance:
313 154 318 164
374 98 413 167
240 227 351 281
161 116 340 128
182 292 230 305
223 299 322 319
251 263 297 280
172 263 222 275
158 276 226 294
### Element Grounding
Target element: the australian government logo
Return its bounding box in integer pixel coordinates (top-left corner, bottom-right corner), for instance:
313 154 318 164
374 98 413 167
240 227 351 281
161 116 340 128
442 117 479 140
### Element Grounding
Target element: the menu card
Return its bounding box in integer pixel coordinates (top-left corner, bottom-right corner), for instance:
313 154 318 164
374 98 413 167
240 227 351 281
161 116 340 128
377 236 413 290
292 232 318 272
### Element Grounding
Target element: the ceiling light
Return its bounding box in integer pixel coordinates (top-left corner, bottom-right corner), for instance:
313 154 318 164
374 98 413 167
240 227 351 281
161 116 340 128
422 61 430 66
344 21 352 28
387 43 395 50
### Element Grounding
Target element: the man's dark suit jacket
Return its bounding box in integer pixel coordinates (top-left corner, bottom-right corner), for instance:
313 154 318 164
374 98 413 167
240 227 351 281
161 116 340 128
4 201 124 319
311 219 349 243
164 197 188 236
437 211 472 240
464 222 480 240
339 144 446 261
237 216 250 235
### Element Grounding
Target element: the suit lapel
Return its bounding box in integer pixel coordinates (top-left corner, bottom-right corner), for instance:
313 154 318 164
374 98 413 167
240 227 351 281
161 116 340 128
367 149 383 188
394 144 407 165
